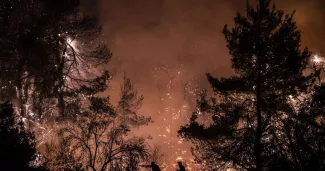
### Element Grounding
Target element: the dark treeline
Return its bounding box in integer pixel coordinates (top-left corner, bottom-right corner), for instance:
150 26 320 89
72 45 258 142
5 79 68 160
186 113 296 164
0 102 47 171
179 0 325 171
1 0 325 170
0 0 151 170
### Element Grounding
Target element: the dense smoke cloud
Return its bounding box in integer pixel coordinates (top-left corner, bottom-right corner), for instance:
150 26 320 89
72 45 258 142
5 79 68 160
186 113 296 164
97 0 325 81
83 0 325 166
96 0 325 115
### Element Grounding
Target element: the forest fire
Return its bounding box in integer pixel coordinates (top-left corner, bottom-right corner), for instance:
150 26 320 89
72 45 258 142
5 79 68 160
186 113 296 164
1 0 325 170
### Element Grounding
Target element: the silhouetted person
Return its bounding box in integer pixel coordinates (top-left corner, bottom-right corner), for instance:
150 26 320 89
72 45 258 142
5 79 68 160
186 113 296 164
140 162 161 171
177 161 186 171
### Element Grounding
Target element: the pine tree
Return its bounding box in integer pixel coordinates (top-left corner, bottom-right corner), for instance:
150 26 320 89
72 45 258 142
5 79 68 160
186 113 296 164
179 0 314 170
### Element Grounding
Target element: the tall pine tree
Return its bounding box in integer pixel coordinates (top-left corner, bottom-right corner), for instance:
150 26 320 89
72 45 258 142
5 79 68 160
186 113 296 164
179 0 314 170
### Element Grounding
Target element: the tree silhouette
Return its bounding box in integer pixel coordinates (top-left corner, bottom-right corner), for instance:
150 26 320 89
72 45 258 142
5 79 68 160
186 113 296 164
0 0 111 119
274 84 325 171
179 0 314 170
37 0 111 119
0 0 48 114
0 102 46 170
44 76 151 171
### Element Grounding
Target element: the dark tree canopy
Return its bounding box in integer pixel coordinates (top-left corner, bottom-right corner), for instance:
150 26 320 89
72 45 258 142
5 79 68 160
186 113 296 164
283 84 325 170
0 0 111 119
0 102 45 170
179 0 317 170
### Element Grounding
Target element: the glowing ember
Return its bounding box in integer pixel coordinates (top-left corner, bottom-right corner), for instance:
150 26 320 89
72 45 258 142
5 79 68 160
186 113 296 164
312 54 322 63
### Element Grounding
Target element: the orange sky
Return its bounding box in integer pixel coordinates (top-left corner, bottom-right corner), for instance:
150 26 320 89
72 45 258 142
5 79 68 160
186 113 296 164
82 0 325 168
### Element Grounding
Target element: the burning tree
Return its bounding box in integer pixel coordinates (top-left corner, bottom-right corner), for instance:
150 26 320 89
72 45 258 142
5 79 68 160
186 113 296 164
36 0 111 119
0 0 111 120
44 76 151 171
179 0 316 170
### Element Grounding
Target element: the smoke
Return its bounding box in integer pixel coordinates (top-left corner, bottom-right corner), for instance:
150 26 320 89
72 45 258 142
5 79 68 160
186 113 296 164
87 0 325 166
98 0 325 80
278 0 325 52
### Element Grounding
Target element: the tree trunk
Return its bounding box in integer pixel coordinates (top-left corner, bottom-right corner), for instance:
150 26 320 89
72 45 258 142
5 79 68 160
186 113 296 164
255 62 262 171
55 29 65 118
58 89 65 118
255 2 266 169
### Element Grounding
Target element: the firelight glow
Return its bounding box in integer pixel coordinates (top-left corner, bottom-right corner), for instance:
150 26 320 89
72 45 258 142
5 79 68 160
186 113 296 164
312 54 322 63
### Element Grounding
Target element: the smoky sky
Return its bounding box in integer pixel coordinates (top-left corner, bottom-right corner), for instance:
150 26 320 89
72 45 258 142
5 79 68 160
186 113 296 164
97 0 325 80
95 0 325 113
83 0 325 164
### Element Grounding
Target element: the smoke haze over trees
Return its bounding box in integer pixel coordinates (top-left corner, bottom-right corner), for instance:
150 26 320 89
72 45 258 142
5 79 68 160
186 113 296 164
95 0 325 164
1 0 325 170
